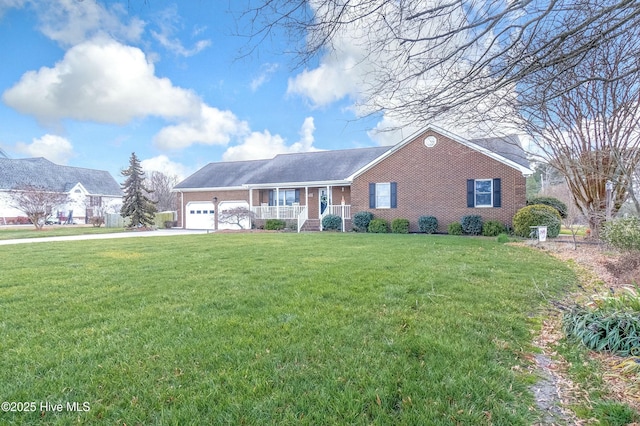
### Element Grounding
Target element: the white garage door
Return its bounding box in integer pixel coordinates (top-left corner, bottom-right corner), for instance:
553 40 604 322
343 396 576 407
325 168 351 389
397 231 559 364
218 201 251 230
185 202 215 229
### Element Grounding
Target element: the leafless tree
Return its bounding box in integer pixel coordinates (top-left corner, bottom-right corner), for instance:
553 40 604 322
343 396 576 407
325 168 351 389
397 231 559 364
217 206 255 229
145 171 179 212
519 21 640 239
234 0 640 127
9 186 69 230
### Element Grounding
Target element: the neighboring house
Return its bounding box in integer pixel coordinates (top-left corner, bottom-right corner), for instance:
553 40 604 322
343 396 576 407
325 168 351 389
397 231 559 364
174 126 532 232
0 157 123 225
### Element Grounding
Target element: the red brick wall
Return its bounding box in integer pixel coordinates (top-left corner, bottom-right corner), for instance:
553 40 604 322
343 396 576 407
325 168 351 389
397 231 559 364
352 130 527 232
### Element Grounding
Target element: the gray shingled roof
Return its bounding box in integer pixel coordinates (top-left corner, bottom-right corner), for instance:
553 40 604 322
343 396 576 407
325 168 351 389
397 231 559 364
174 158 272 189
248 147 393 184
174 147 394 189
469 135 530 170
0 157 123 196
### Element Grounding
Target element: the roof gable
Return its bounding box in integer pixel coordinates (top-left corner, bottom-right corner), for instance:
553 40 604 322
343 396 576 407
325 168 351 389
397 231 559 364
0 157 123 196
350 126 532 179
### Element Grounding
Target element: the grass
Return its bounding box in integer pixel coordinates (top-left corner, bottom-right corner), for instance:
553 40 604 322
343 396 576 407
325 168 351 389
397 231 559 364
0 233 576 424
0 225 125 240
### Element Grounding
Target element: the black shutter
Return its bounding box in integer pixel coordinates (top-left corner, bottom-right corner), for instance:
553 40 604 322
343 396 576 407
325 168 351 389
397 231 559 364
467 179 475 208
295 189 300 203
369 183 376 209
390 182 397 208
269 190 274 206
493 178 501 207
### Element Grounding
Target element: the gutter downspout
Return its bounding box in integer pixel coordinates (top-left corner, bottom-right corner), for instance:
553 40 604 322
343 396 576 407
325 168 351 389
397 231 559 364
180 191 184 229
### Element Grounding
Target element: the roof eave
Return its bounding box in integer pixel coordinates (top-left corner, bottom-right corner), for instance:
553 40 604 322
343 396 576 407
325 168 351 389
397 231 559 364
172 186 247 193
243 180 352 188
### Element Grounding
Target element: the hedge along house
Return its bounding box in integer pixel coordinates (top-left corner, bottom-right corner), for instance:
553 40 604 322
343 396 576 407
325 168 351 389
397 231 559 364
0 157 123 225
173 126 532 232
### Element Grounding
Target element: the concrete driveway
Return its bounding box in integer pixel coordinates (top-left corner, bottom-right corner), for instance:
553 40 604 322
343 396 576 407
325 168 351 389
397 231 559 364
0 229 209 245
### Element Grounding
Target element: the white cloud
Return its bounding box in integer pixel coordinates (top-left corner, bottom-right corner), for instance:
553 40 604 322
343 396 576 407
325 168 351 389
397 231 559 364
141 155 190 180
150 5 211 57
251 63 279 91
367 114 421 146
14 134 74 164
223 117 319 161
153 104 249 150
2 37 202 125
287 54 363 106
35 0 144 46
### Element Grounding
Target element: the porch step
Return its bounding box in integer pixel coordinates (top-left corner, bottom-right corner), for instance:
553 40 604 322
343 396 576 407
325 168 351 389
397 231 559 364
300 219 321 232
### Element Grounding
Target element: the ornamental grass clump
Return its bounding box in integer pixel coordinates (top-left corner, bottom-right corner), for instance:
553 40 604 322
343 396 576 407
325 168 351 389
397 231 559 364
563 286 640 356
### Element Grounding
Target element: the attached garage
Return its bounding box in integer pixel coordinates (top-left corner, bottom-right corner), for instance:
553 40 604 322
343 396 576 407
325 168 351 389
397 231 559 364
185 202 215 229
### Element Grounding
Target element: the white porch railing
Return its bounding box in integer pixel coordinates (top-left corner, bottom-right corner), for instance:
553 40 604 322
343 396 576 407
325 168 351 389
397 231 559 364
325 204 351 219
251 205 306 219
297 206 308 233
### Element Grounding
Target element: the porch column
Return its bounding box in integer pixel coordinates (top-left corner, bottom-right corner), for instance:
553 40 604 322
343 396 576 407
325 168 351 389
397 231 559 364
248 186 253 227
276 187 280 219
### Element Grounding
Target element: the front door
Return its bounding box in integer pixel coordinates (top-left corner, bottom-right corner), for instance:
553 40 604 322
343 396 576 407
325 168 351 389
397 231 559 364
319 188 328 217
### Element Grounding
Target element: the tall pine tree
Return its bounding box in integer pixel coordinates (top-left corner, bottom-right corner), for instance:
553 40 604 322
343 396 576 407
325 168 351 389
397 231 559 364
120 152 157 228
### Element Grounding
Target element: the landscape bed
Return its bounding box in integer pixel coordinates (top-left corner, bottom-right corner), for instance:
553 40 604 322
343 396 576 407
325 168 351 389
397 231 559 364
0 233 575 424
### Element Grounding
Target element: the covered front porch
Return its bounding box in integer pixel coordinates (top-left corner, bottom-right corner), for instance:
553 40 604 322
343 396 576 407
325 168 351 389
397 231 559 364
246 184 352 232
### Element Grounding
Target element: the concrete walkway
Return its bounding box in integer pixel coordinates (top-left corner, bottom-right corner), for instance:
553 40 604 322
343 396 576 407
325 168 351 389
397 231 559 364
0 229 209 245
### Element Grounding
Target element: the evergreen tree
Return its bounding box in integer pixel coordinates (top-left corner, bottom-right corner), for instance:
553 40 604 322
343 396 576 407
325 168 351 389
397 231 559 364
120 152 157 227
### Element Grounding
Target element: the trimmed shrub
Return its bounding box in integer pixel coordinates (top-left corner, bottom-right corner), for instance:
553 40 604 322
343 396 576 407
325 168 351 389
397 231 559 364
496 233 510 243
265 219 286 230
461 215 483 235
527 196 568 218
418 215 438 234
322 214 342 231
602 216 640 252
352 211 374 232
368 219 388 233
391 218 410 234
448 222 463 235
482 220 507 237
512 204 561 238
90 216 105 227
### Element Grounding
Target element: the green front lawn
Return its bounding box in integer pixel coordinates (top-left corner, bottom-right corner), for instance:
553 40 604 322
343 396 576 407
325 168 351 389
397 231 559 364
0 233 575 424
0 225 124 240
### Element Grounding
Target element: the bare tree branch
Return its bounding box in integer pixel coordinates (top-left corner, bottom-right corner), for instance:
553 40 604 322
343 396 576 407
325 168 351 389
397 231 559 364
234 0 640 125
518 20 640 238
8 186 69 230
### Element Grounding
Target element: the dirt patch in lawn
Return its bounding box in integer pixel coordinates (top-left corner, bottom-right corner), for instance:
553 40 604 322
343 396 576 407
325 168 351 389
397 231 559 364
524 237 640 424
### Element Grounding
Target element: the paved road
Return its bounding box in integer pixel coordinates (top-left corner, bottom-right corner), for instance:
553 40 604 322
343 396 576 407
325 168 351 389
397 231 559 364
0 229 209 245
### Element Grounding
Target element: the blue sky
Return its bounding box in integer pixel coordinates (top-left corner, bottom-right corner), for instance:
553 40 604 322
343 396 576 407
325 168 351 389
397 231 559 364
0 0 396 181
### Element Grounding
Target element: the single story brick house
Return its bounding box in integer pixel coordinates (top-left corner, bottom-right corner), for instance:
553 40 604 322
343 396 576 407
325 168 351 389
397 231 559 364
0 157 123 225
173 126 532 232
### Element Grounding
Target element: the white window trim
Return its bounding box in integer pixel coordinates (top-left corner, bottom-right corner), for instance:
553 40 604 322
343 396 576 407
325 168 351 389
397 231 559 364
375 182 391 209
475 179 493 208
